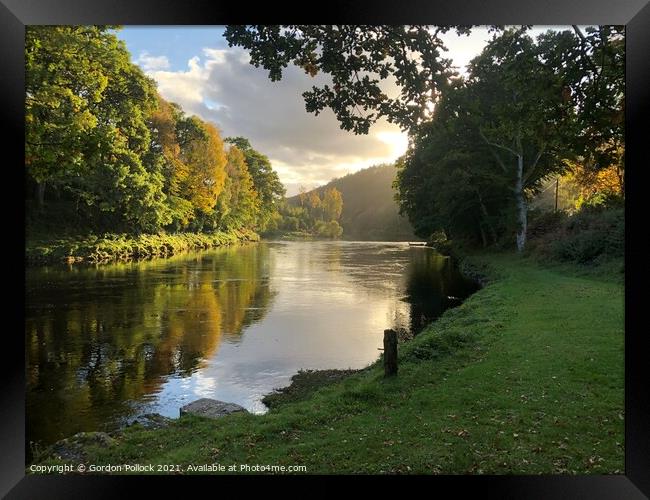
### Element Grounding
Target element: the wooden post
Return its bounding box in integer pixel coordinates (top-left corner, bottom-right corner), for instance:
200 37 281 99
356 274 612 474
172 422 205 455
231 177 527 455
383 329 398 377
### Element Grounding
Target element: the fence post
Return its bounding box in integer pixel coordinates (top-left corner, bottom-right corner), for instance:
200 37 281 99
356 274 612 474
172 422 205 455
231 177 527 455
383 329 398 377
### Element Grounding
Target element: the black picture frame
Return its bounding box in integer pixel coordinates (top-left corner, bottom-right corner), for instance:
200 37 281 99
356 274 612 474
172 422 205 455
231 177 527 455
2 0 648 496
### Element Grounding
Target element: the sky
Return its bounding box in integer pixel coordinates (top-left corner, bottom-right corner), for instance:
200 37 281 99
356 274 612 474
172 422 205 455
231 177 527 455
115 26 569 196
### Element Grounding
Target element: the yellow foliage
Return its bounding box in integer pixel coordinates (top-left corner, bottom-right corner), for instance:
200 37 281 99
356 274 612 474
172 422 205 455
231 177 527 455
182 120 227 213
562 158 623 209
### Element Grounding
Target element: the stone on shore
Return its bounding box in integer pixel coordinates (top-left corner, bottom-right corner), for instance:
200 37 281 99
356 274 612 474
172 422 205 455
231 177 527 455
179 398 248 419
49 432 117 462
127 413 173 430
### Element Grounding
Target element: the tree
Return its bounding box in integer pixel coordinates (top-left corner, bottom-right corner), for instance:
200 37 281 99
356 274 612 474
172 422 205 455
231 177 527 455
215 145 260 230
148 96 195 229
224 25 468 134
149 97 186 196
26 25 114 206
298 185 308 206
225 137 285 231
178 118 227 216
465 28 575 251
307 191 322 224
396 28 581 251
26 25 171 232
395 81 507 247
322 187 343 221
546 26 625 193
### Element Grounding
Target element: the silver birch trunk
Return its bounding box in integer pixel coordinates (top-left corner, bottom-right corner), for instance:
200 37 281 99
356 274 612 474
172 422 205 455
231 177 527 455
515 154 527 252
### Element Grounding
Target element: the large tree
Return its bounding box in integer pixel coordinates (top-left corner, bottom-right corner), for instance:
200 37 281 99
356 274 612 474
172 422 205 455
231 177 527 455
224 137 285 231
544 26 625 192
26 26 171 232
395 80 507 247
214 145 260 230
178 118 227 216
322 187 343 222
465 28 575 251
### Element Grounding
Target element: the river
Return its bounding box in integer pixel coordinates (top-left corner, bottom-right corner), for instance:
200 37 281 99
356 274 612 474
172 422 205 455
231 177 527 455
25 240 478 454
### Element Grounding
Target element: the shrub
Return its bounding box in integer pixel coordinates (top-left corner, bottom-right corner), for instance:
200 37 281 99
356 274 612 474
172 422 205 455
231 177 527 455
528 205 623 265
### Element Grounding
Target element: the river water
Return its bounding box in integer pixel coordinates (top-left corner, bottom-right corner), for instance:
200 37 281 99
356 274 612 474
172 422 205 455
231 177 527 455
25 240 478 453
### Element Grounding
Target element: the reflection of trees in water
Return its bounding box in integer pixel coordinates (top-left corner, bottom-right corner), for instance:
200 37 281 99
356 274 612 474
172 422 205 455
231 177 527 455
297 242 478 336
26 244 275 451
403 249 478 335
403 250 446 334
293 243 478 336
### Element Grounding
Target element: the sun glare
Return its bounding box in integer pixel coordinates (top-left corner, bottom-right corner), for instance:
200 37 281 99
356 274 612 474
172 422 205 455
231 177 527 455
376 131 409 158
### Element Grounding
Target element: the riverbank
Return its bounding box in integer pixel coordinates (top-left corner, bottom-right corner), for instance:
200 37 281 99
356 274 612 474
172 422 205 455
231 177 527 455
25 228 259 265
32 253 624 474
263 230 320 241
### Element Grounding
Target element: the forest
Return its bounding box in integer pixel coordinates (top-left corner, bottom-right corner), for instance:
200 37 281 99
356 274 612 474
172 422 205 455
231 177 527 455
25 26 285 262
282 164 418 241
273 186 345 238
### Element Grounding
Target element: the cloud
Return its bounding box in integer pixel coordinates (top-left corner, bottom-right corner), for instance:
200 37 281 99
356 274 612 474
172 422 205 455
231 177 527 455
141 46 408 196
136 51 171 71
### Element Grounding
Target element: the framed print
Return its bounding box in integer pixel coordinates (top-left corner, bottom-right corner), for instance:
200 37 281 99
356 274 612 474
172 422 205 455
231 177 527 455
2 0 649 497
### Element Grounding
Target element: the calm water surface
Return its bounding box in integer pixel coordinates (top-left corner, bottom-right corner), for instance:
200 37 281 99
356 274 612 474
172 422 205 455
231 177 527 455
25 241 477 452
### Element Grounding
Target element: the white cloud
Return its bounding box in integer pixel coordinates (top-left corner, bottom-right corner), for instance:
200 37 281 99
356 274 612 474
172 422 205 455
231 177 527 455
127 26 579 196
139 45 408 196
136 51 171 71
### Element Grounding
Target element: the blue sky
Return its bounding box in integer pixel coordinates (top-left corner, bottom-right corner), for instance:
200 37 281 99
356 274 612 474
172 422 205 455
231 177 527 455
114 26 573 196
117 26 228 71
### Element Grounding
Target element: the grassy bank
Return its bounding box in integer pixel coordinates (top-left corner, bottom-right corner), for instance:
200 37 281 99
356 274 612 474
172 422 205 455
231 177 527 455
33 253 624 474
25 228 259 265
263 230 319 241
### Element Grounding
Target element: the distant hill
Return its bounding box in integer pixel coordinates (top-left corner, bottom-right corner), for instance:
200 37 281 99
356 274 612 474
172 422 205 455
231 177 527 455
289 164 420 241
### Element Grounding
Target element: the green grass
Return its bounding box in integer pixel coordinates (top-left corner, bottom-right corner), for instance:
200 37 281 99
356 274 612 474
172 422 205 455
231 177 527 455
262 369 361 409
33 253 624 474
25 228 259 265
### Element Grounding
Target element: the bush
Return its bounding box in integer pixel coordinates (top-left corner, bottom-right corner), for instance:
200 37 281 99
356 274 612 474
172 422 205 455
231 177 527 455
576 191 624 211
527 206 623 265
527 209 567 238
314 220 343 239
26 229 260 265
553 207 623 263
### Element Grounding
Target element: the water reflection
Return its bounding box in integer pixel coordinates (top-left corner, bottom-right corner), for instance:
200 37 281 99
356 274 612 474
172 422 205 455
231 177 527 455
25 241 476 456
404 248 478 334
26 244 273 451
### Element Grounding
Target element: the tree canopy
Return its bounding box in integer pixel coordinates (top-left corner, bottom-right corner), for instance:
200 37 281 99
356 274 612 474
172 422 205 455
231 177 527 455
26 26 285 238
224 25 470 134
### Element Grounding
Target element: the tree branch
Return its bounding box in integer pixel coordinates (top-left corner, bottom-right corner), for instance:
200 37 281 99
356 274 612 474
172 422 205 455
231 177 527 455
572 25 599 75
479 129 519 157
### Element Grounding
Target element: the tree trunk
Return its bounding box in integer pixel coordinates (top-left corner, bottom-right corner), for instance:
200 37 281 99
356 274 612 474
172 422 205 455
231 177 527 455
35 181 46 209
515 155 527 253
617 162 625 197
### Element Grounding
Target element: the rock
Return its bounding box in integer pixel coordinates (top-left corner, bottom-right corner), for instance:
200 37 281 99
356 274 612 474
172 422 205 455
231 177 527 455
126 413 173 430
180 398 248 419
50 432 117 462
